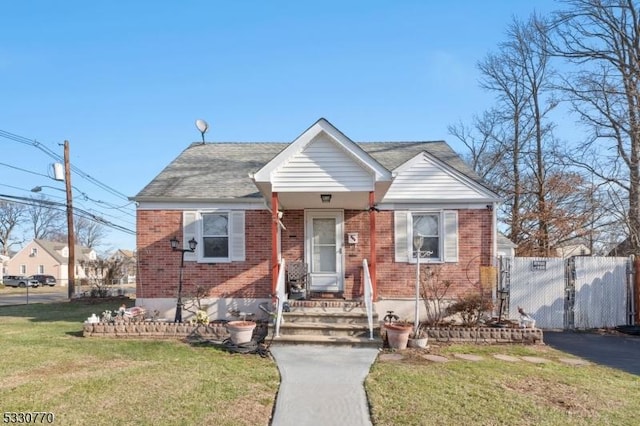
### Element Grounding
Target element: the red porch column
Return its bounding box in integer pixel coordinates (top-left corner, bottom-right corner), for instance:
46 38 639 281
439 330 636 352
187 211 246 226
369 191 378 300
271 192 279 294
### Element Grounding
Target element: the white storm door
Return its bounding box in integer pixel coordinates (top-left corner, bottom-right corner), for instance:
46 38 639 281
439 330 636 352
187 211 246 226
306 210 344 292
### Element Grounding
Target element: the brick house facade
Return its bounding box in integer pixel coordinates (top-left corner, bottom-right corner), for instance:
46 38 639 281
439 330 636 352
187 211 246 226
134 119 499 321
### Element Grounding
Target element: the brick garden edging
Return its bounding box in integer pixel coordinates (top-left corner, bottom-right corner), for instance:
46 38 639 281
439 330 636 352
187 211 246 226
423 326 543 344
83 321 542 344
82 321 268 341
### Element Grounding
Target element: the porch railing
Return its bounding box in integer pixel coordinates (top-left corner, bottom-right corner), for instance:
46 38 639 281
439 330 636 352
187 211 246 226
274 258 287 338
362 259 374 340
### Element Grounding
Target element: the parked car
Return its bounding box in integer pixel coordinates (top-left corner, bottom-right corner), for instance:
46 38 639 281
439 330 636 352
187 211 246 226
29 274 57 287
2 275 39 288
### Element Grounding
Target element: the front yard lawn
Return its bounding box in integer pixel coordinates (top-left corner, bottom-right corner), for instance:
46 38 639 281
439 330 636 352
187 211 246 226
2 300 638 425
366 343 640 425
0 301 279 426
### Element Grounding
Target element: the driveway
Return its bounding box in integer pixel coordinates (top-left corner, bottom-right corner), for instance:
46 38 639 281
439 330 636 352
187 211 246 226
544 330 640 376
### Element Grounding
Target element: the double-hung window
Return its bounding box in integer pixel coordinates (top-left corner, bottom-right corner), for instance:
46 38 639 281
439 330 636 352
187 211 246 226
395 210 458 263
202 213 229 260
411 212 440 260
183 210 245 263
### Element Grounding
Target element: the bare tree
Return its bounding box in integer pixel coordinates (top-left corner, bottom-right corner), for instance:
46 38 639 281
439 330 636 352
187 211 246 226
26 195 65 240
75 216 108 248
0 201 25 255
549 0 640 253
456 13 563 255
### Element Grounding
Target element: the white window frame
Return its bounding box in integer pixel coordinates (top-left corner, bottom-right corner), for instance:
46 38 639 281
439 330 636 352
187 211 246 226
409 211 443 263
183 210 245 264
20 264 26 274
395 209 458 264
38 265 45 274
201 211 231 263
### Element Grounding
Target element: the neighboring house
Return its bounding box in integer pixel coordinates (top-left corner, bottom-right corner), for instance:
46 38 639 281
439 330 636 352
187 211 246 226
555 243 591 258
110 249 137 284
0 254 9 282
134 118 500 320
497 233 517 258
5 239 97 286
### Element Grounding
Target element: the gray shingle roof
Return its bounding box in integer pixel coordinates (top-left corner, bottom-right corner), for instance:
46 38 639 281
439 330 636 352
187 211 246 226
134 141 484 201
35 239 95 264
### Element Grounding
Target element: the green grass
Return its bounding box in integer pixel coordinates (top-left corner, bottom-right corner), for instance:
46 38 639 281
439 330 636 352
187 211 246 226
366 344 640 426
0 301 279 425
3 301 639 425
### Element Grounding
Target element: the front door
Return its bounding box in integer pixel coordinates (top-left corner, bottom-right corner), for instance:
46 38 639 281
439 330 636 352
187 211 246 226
305 210 344 292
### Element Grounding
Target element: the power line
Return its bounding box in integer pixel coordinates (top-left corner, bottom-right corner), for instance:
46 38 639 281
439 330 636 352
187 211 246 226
0 162 50 179
0 129 130 201
0 194 136 235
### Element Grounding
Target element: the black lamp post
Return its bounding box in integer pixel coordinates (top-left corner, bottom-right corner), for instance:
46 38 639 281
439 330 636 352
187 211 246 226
170 236 198 323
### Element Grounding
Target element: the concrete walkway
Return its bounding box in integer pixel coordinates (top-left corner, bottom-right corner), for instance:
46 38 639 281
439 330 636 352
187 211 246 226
270 345 379 426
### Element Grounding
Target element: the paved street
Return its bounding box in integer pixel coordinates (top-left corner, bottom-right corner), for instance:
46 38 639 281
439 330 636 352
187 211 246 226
0 284 135 306
544 330 640 376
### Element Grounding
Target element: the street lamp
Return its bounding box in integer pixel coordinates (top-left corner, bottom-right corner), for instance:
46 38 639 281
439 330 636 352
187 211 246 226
170 236 198 323
31 185 63 193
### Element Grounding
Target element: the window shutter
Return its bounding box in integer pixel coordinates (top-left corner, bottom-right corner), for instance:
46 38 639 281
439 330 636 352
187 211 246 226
183 211 198 262
394 211 409 263
443 210 458 262
230 211 245 261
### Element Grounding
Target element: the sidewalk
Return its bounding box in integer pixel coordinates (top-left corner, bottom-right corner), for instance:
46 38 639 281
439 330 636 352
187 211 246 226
270 345 379 426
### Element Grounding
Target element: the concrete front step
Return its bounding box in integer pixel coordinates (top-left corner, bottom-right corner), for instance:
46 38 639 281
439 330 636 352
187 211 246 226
269 334 382 348
283 311 378 325
277 321 379 338
267 299 382 347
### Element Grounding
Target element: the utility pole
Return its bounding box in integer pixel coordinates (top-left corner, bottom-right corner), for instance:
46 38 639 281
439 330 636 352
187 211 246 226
63 140 75 299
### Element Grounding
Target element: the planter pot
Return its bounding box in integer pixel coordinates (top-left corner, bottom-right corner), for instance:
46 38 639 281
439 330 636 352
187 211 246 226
385 323 412 350
408 337 429 349
226 321 257 345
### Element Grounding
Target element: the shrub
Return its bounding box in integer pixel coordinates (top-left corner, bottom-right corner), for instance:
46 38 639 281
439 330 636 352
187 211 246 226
446 294 493 326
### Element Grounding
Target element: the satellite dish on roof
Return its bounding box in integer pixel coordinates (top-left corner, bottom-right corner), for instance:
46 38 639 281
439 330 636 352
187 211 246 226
195 119 209 144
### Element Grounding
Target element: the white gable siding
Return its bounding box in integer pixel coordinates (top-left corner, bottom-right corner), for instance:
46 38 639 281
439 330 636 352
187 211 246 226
383 153 488 201
272 136 374 192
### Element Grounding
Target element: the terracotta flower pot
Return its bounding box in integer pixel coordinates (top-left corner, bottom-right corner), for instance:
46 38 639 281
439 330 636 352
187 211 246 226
385 323 412 349
226 320 257 345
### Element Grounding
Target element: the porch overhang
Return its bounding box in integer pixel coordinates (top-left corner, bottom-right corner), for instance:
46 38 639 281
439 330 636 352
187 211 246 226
250 118 393 209
251 182 392 210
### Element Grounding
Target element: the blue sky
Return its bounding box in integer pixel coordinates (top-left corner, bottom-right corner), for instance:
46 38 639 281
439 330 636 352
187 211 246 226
1 0 561 252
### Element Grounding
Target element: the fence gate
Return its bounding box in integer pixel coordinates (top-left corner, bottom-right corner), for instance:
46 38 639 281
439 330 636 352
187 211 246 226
503 256 633 329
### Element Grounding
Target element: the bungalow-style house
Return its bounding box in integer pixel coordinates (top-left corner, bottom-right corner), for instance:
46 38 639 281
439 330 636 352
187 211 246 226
110 249 137 284
5 239 97 286
134 118 500 321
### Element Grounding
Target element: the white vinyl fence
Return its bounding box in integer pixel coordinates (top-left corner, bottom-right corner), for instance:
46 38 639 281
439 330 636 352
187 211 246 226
505 256 632 329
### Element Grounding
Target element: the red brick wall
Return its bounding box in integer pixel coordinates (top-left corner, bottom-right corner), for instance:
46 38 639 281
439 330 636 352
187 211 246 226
137 208 493 300
374 210 493 299
136 210 271 299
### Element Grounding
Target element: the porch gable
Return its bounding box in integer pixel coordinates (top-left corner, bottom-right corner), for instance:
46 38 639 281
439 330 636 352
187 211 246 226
251 118 393 209
382 151 500 203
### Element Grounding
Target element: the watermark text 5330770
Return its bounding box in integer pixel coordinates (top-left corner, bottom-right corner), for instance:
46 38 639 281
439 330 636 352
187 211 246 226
3 412 55 424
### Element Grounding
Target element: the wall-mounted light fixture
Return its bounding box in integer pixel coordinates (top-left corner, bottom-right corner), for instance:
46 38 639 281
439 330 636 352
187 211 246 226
320 194 332 203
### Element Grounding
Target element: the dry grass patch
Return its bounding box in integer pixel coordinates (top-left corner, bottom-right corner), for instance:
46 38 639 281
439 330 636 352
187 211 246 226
367 343 640 426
